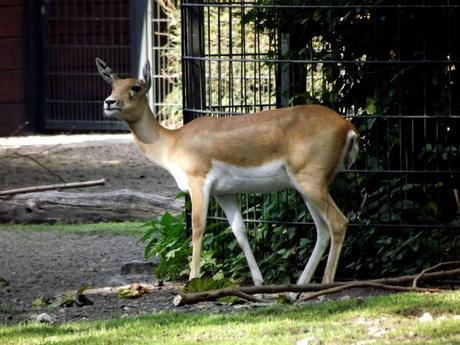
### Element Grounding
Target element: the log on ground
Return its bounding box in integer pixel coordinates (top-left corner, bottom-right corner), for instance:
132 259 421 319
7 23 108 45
0 189 183 223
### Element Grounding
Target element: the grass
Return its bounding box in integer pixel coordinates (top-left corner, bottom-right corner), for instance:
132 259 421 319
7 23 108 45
0 222 146 238
1 291 459 345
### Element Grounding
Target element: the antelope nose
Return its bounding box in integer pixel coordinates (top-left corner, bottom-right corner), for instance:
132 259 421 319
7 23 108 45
105 99 117 107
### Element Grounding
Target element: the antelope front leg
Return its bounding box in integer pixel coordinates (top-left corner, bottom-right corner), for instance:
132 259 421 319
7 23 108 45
188 178 210 280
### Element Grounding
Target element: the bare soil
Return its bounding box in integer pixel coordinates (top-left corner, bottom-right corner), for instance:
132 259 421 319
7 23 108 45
0 135 188 324
0 134 178 198
0 228 244 324
0 134 384 324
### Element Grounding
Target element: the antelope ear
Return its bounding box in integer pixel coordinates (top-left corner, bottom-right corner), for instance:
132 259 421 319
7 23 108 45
95 58 119 85
142 60 151 92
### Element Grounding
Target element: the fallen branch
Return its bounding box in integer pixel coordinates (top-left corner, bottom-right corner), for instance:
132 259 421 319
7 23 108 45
0 179 106 196
412 261 460 288
9 150 68 184
299 282 440 302
173 267 460 306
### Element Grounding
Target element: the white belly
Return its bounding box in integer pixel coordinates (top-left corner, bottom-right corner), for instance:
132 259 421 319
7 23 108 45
208 159 291 194
166 164 190 192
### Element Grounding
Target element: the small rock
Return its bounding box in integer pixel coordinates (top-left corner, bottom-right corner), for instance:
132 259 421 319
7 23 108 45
418 312 433 322
120 260 160 275
297 337 322 345
339 295 351 301
36 313 55 324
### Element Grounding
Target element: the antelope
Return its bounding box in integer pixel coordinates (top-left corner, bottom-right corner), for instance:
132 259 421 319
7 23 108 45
96 58 359 294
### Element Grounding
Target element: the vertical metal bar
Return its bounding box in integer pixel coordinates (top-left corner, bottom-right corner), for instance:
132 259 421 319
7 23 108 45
130 0 147 77
81 0 87 123
217 5 222 111
182 0 205 123
229 5 234 113
241 4 247 113
24 0 45 132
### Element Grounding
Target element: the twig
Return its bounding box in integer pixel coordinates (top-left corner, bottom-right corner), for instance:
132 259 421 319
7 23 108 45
0 179 106 196
300 282 440 302
0 122 29 146
412 261 460 288
173 267 460 306
9 150 68 184
0 144 62 162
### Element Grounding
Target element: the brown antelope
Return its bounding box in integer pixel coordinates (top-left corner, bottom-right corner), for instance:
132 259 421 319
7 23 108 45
96 58 359 293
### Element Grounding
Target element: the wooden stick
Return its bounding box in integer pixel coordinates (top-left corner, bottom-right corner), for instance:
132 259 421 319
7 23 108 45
9 150 68 183
412 261 460 288
0 179 106 196
453 189 460 212
174 267 460 306
299 282 440 302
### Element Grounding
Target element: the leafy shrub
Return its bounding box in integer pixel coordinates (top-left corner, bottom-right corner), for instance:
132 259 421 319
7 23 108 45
141 211 190 281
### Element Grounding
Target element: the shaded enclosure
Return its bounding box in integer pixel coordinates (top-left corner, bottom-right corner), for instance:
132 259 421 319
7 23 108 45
34 0 180 131
181 0 460 281
41 0 131 130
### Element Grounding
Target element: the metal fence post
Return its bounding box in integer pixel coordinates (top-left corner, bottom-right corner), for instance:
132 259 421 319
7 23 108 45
24 0 46 132
182 0 205 124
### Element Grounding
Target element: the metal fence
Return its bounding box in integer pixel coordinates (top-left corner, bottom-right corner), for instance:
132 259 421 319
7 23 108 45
149 0 182 127
39 0 181 131
181 1 460 279
41 0 131 131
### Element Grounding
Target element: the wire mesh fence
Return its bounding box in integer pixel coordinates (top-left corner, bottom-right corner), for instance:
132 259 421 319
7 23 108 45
181 0 460 280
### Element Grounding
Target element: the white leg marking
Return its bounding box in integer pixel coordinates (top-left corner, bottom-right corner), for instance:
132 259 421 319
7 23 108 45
215 194 264 286
296 200 330 285
288 198 331 301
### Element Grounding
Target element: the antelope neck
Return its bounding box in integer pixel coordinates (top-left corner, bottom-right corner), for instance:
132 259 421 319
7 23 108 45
128 107 170 166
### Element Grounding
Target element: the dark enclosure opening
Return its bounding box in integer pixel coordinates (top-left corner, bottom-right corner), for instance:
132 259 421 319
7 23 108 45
181 1 460 282
41 0 131 131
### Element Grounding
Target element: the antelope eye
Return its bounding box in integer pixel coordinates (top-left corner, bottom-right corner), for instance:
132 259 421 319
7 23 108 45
131 85 141 93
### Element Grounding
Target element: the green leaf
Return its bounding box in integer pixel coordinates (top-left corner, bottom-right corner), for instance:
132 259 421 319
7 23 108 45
32 295 52 308
184 278 218 293
77 283 90 296
276 294 293 304
183 277 238 303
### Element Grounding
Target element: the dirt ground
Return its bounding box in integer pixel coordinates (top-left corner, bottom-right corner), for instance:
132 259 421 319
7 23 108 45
0 134 181 324
0 134 384 324
0 134 264 324
0 134 178 198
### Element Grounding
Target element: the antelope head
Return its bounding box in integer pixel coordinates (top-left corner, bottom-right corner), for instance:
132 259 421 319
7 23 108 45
95 58 152 123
